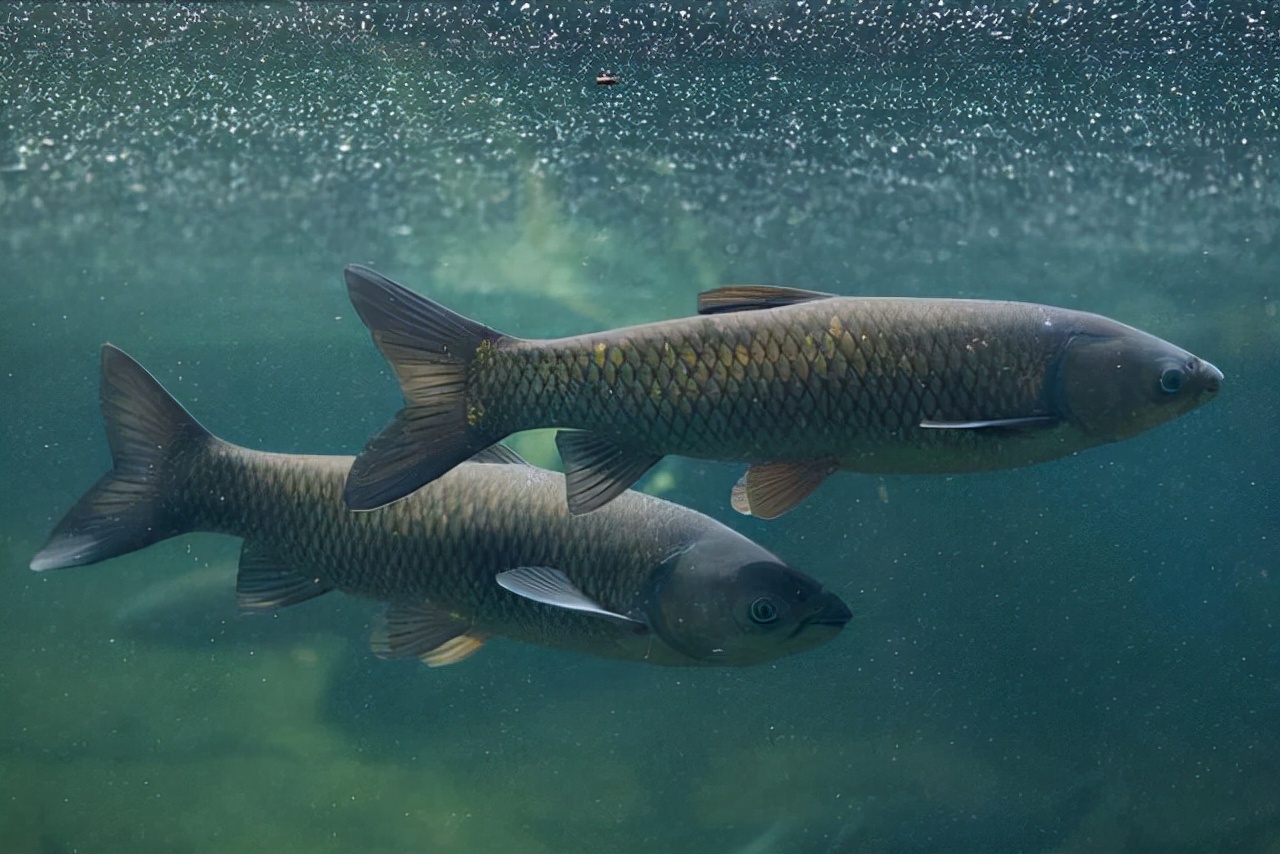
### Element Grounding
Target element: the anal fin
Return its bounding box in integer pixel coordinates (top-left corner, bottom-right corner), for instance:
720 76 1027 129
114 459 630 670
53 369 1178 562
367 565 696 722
554 431 661 515
731 460 836 520
235 541 334 612
371 601 487 667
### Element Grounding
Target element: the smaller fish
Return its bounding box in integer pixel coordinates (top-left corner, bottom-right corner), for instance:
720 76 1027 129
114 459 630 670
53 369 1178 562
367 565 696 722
30 344 850 669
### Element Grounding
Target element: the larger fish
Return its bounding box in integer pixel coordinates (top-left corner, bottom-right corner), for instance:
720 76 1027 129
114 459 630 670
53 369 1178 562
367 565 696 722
342 267 1222 519
30 344 850 667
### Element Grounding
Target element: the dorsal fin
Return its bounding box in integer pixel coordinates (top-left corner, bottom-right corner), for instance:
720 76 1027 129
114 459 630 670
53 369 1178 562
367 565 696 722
697 285 834 315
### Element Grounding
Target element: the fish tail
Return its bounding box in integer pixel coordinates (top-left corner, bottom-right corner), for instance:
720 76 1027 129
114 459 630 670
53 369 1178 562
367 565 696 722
343 264 509 510
30 344 214 571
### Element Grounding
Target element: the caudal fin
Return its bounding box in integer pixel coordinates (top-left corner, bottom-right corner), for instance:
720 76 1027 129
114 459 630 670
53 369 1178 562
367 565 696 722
30 344 213 571
343 264 508 510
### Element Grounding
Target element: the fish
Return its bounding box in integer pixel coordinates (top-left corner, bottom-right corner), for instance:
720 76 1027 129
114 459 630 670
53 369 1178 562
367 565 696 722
341 266 1223 519
29 344 850 667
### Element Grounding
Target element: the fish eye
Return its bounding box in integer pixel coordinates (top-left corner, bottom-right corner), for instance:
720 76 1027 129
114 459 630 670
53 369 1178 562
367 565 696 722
1159 367 1185 394
748 597 780 625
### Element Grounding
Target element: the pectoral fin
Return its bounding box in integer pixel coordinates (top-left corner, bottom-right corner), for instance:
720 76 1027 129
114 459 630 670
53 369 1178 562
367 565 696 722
920 416 1059 431
697 285 834 315
554 431 662 515
496 567 643 624
731 460 836 520
235 541 334 612
371 602 488 667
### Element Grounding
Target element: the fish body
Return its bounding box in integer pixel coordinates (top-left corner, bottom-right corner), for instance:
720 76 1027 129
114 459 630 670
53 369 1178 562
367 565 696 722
30 345 850 667
342 268 1223 518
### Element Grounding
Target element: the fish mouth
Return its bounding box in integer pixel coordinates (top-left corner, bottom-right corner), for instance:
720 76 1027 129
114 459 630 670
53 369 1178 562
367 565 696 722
1201 360 1224 395
796 595 853 634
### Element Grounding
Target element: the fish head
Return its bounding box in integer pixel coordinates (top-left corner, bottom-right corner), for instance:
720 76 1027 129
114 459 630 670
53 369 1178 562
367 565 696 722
645 534 851 665
1054 318 1223 441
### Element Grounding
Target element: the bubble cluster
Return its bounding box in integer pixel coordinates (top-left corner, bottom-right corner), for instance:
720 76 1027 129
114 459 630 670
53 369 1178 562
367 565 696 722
1 2 1275 297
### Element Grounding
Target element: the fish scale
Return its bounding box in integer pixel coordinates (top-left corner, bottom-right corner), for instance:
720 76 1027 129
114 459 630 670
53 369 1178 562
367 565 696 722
480 300 1055 459
191 451 825 658
183 452 667 622
341 267 1221 517
33 344 850 666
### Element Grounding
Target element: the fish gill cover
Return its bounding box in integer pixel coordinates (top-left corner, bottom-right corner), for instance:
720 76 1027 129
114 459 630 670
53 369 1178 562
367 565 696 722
0 3 1277 853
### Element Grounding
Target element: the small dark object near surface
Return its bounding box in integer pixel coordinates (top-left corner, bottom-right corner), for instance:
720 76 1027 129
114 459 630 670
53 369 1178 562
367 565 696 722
596 72 619 85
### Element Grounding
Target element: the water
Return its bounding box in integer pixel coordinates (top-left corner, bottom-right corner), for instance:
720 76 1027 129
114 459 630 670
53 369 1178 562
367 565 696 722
2 3 1277 851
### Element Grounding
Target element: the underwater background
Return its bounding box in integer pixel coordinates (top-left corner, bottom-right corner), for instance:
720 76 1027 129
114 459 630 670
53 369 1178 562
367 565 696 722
1 3 1276 852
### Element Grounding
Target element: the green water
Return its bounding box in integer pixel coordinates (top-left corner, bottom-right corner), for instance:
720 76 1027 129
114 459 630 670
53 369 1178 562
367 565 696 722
2 4 1277 852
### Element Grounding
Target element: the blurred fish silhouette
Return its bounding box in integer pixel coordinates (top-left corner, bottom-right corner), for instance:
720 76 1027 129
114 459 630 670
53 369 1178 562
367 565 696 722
110 561 369 650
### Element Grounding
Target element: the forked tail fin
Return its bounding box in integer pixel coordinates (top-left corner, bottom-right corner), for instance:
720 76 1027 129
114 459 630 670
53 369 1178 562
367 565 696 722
342 264 509 510
30 344 214 571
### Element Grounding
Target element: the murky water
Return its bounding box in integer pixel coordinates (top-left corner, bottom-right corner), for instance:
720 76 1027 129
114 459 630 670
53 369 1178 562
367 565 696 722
2 4 1277 852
